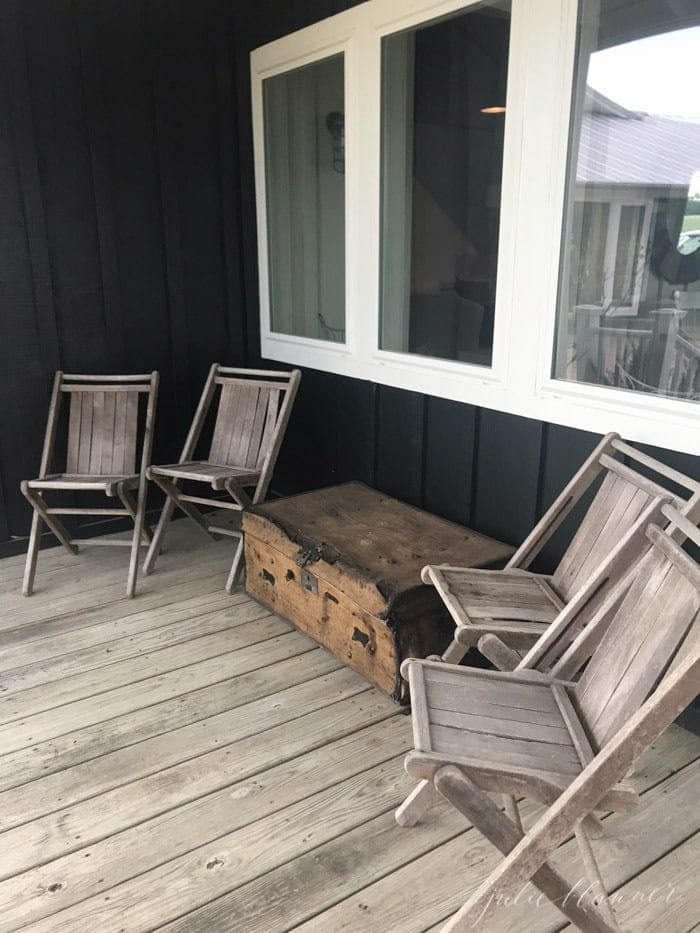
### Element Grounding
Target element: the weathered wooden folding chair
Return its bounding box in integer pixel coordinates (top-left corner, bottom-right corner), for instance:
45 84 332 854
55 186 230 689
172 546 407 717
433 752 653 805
400 440 698 830
21 371 159 598
400 505 700 932
424 432 699 670
395 493 670 826
143 365 300 593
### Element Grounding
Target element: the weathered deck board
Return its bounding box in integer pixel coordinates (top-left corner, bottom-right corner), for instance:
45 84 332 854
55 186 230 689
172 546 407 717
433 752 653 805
0 524 696 933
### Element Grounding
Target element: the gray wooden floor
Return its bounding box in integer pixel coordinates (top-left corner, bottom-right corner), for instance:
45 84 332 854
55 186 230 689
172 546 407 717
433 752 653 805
0 521 698 932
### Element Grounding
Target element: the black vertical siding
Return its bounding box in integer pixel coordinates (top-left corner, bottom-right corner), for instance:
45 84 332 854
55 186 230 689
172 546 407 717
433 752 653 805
0 0 246 554
0 0 697 567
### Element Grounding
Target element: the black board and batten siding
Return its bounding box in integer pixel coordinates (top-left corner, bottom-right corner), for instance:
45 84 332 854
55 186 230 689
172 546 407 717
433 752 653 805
0 0 697 566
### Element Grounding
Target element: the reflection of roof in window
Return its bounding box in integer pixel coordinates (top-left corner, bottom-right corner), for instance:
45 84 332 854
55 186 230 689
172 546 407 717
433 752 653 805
577 88 700 187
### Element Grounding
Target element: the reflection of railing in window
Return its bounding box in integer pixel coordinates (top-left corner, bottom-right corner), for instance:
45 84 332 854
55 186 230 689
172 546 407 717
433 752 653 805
573 305 699 399
594 322 652 389
667 333 700 400
318 312 345 343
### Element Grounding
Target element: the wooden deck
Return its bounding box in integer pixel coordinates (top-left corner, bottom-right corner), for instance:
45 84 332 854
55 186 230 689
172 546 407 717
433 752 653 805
0 521 698 932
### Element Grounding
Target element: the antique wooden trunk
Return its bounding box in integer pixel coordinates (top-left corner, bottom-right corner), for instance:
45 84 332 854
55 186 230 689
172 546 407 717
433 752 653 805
243 482 514 702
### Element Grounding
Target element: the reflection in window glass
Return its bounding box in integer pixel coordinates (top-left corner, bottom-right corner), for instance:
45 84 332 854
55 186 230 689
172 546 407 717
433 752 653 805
379 2 511 366
554 4 700 401
263 54 345 342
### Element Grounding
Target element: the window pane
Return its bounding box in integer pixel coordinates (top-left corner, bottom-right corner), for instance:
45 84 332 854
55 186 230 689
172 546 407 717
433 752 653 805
379 2 511 366
263 54 345 342
554 4 700 401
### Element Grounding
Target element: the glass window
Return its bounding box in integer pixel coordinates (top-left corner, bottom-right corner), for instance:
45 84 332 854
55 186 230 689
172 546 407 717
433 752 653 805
263 54 346 342
554 3 700 401
379 2 511 366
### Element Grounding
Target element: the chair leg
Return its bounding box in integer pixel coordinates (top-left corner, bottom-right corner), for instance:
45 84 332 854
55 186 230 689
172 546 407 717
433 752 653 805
143 496 176 575
22 511 43 597
225 534 245 594
575 825 620 930
125 483 148 599
118 487 153 543
434 765 618 933
395 778 442 827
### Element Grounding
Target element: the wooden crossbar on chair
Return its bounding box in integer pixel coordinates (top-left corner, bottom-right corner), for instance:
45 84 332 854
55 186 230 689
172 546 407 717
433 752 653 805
20 371 159 598
400 507 700 932
142 364 300 593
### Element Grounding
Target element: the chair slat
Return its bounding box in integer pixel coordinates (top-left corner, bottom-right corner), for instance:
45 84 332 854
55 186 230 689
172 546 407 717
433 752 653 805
100 392 117 474
122 392 139 475
256 389 280 468
66 393 82 473
244 388 271 469
229 386 260 466
88 392 105 474
112 392 129 475
428 724 582 775
429 705 571 745
77 392 94 474
209 383 239 464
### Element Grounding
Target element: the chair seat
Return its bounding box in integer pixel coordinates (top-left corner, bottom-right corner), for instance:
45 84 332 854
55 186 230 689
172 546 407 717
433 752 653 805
28 473 139 494
403 659 636 811
148 460 261 490
424 566 564 650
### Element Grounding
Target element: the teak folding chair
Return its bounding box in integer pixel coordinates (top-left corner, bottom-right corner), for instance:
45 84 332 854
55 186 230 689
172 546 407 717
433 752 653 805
400 505 700 932
21 371 159 599
423 432 699 670
143 364 300 592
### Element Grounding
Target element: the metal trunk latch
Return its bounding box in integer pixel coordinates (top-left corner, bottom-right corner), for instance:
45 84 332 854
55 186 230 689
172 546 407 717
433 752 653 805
301 568 318 594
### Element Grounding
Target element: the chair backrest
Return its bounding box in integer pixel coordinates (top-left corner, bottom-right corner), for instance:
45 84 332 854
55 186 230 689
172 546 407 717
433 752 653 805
547 436 699 602
57 373 158 477
572 510 699 749
207 367 300 473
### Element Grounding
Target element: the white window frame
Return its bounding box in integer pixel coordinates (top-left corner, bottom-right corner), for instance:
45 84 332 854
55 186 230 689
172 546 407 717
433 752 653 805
251 0 700 455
